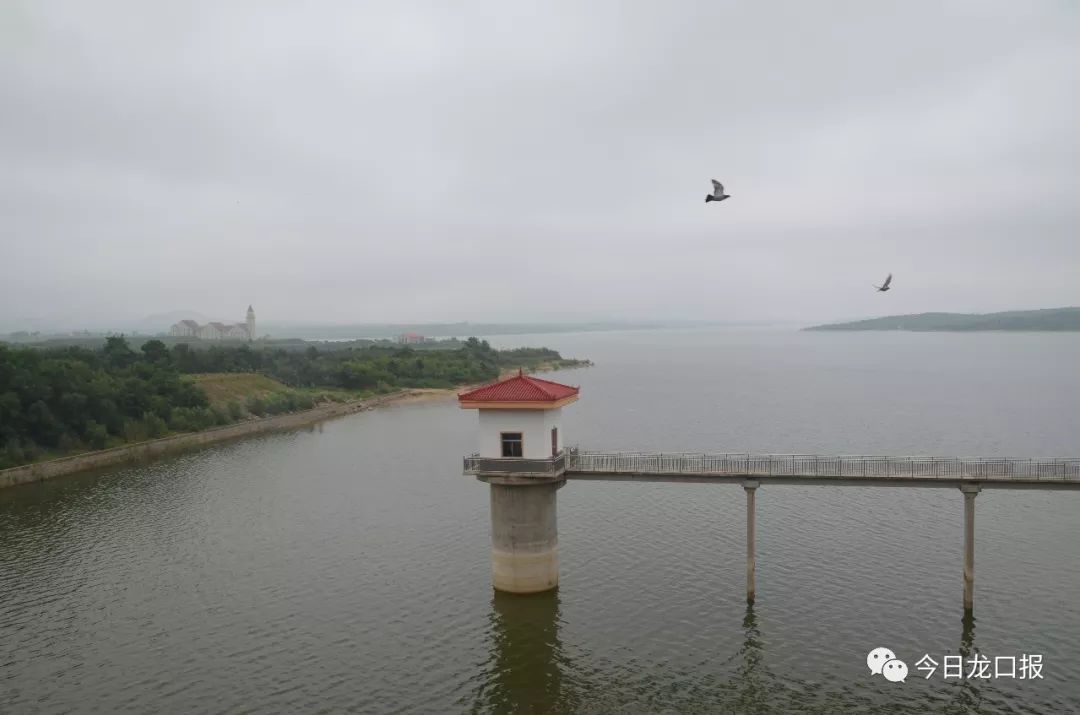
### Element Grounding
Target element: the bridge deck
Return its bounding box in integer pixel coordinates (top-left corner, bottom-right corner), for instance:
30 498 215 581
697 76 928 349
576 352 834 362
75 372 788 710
561 452 1080 488
464 452 1080 487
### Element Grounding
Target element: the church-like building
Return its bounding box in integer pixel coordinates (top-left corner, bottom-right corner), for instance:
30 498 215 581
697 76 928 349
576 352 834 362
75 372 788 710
169 306 257 341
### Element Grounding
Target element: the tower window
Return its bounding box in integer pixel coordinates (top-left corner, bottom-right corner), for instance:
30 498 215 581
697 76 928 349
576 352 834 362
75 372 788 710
500 432 523 458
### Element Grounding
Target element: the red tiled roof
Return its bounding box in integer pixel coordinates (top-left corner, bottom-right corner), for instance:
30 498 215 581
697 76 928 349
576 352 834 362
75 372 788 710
458 372 579 403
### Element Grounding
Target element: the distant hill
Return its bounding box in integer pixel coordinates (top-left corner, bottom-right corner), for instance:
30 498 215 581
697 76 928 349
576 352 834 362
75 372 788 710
138 310 211 331
804 307 1080 332
257 320 654 339
255 320 740 339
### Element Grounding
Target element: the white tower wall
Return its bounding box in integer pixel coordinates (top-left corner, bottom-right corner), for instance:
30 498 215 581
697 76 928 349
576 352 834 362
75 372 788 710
477 407 564 459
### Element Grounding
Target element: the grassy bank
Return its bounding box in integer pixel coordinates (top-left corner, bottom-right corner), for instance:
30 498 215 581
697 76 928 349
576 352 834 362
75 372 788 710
188 373 364 409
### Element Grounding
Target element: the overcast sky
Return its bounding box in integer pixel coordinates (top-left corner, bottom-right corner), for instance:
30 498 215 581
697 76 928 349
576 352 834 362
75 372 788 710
2 0 1078 331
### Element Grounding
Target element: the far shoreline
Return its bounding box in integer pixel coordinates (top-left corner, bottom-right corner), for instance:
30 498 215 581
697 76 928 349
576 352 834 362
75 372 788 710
804 306 1080 332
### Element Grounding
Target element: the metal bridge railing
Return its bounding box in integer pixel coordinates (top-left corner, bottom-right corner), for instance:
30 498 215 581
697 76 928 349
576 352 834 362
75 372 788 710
564 452 1080 482
464 452 566 477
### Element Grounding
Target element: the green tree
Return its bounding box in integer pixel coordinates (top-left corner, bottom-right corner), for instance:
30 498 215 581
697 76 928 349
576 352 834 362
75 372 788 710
171 343 199 372
84 420 109 449
26 400 62 446
103 336 136 369
140 339 171 364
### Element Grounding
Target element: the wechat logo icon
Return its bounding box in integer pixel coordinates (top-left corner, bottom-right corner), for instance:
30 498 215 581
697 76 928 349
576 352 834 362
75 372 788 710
868 647 908 683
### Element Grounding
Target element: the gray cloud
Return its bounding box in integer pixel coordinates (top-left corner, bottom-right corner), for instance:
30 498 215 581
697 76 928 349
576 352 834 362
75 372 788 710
2 0 1078 330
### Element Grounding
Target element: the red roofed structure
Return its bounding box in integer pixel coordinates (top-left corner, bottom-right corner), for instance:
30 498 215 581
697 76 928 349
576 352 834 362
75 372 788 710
459 368 580 593
458 369 579 410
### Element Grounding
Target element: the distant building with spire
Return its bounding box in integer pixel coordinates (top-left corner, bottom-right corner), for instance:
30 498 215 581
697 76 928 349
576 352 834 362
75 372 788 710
169 306 257 341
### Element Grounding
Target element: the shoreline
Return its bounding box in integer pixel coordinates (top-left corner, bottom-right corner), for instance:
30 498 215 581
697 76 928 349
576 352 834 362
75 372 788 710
0 391 413 490
0 363 587 490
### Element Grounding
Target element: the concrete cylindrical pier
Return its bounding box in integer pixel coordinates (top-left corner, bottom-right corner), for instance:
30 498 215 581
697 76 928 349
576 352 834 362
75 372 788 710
743 480 759 604
960 483 981 611
489 479 563 593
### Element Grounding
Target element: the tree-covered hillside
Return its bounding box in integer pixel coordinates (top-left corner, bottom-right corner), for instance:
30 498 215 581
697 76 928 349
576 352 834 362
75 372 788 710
0 336 587 469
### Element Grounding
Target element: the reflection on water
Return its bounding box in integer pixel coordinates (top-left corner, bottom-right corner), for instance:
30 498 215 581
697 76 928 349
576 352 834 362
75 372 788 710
476 590 567 714
475 593 818 714
943 611 982 715
475 591 1015 714
731 606 771 713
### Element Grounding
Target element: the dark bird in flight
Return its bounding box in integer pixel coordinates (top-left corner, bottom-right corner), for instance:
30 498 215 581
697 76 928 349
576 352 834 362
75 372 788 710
875 273 893 292
705 179 730 203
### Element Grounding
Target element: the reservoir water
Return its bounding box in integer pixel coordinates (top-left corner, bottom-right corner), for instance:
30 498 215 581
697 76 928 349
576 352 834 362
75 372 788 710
2 328 1079 713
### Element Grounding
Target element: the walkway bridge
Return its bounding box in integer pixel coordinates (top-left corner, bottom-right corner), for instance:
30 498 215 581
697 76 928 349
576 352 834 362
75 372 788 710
465 451 1080 487
463 450 1080 608
564 451 1080 487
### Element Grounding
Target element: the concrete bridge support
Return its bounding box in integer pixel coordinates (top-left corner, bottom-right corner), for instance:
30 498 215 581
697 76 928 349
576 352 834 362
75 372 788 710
961 483 981 611
489 478 563 594
743 480 759 604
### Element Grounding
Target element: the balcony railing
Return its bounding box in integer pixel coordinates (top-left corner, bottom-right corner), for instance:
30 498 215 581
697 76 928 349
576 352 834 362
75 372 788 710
563 452 1080 482
463 451 567 477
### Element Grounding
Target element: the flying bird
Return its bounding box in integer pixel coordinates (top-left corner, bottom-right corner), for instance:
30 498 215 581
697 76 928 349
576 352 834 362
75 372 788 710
875 273 893 292
705 179 730 203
